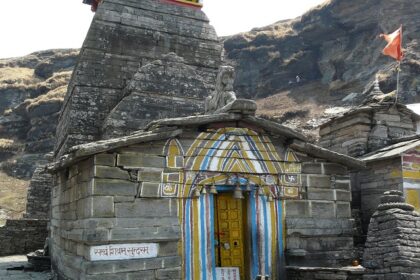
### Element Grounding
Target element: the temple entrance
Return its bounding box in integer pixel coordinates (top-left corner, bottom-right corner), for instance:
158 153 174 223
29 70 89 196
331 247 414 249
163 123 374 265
214 192 248 280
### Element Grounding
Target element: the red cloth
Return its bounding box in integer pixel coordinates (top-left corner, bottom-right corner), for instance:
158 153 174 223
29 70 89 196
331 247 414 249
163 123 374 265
380 26 403 61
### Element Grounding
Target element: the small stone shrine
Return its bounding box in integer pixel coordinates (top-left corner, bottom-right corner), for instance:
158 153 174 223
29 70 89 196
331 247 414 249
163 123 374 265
47 67 364 279
319 84 420 235
363 190 420 279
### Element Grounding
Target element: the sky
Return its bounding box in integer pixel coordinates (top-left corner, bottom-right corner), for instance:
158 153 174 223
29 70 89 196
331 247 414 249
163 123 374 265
0 0 325 59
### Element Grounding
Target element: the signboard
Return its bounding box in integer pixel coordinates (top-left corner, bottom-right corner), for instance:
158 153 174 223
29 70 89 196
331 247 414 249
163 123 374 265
216 267 240 280
90 243 158 261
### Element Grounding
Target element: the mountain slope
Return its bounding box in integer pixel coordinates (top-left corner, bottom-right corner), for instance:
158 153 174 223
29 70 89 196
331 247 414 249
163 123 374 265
224 0 420 120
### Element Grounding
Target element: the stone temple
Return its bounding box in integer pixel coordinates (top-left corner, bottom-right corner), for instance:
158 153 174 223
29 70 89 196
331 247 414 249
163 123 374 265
55 0 222 157
4 0 420 280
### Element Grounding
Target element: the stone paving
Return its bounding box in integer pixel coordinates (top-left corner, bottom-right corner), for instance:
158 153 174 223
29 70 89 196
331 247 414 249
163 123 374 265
0 255 51 280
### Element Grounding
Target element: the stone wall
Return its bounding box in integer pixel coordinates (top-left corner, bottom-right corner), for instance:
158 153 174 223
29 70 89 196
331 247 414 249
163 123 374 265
50 153 180 279
319 104 417 157
285 161 355 267
0 219 48 256
55 0 222 156
363 191 420 279
357 158 403 233
24 165 53 219
287 266 364 280
319 111 371 157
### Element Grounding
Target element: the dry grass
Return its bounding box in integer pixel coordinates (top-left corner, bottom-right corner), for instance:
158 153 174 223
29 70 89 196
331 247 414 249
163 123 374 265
0 171 29 224
0 139 20 152
256 82 332 141
25 84 67 112
0 67 40 86
39 70 72 90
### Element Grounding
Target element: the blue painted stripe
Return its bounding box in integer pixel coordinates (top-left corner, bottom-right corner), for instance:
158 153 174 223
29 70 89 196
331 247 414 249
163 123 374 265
201 135 225 170
244 135 269 173
262 196 270 275
278 200 284 257
185 199 191 280
209 194 216 280
250 192 259 278
200 195 207 280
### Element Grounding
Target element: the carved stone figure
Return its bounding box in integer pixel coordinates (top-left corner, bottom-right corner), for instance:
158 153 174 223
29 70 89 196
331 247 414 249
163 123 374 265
205 66 237 114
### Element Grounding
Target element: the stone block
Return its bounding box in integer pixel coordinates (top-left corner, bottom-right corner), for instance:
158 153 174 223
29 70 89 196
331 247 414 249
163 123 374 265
307 188 335 201
307 175 332 188
302 163 322 174
335 190 351 202
140 182 161 197
84 260 114 274
111 226 180 242
138 171 162 182
156 267 182 279
127 270 155 280
110 256 181 273
114 196 136 203
115 198 176 218
285 200 311 218
336 202 351 218
323 163 347 175
94 153 116 166
93 178 137 196
335 180 351 190
86 274 128 280
83 229 109 243
92 196 115 218
77 198 92 218
311 201 335 218
94 166 130 180
117 153 165 168
115 217 178 228
158 241 179 257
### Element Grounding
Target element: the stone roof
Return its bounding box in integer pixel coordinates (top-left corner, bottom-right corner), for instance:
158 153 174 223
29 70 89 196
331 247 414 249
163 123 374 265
47 106 366 172
320 103 420 129
361 135 420 163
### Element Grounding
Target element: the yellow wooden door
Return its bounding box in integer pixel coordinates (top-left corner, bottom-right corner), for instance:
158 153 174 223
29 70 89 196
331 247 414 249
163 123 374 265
215 193 246 280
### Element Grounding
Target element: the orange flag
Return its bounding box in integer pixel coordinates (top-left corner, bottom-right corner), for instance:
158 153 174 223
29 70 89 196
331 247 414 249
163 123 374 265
380 25 403 61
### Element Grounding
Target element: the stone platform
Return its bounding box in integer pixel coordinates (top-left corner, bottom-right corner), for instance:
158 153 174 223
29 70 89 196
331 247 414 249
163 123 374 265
0 255 51 280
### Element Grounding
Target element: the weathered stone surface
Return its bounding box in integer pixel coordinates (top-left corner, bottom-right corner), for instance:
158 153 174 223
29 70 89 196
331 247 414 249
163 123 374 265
224 0 420 108
102 53 211 138
0 219 48 256
24 164 52 219
92 178 137 196
115 198 176 218
55 0 222 156
363 191 420 279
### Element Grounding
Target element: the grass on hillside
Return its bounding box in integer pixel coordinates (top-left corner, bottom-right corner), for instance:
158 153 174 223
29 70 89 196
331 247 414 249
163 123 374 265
26 84 67 112
0 139 21 153
0 171 29 225
0 67 40 87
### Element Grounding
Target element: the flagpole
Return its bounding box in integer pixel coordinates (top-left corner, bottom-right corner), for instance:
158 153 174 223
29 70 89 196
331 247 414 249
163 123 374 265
395 61 401 105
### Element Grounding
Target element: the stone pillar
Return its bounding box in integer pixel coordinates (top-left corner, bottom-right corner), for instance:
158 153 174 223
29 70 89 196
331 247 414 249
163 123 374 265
363 190 420 279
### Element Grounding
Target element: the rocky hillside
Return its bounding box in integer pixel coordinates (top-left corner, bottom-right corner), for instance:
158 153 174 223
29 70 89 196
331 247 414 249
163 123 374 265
1 0 420 217
0 49 78 219
224 0 420 135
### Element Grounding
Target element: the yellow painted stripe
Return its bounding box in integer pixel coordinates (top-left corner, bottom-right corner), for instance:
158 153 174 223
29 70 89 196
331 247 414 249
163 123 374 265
406 189 420 210
270 202 277 277
403 170 420 180
192 199 200 279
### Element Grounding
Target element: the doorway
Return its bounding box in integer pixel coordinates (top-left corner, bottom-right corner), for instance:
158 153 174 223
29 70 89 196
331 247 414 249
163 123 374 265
214 192 248 280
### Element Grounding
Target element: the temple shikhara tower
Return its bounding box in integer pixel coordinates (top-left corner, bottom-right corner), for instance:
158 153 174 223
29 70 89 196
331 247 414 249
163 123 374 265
55 0 221 156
